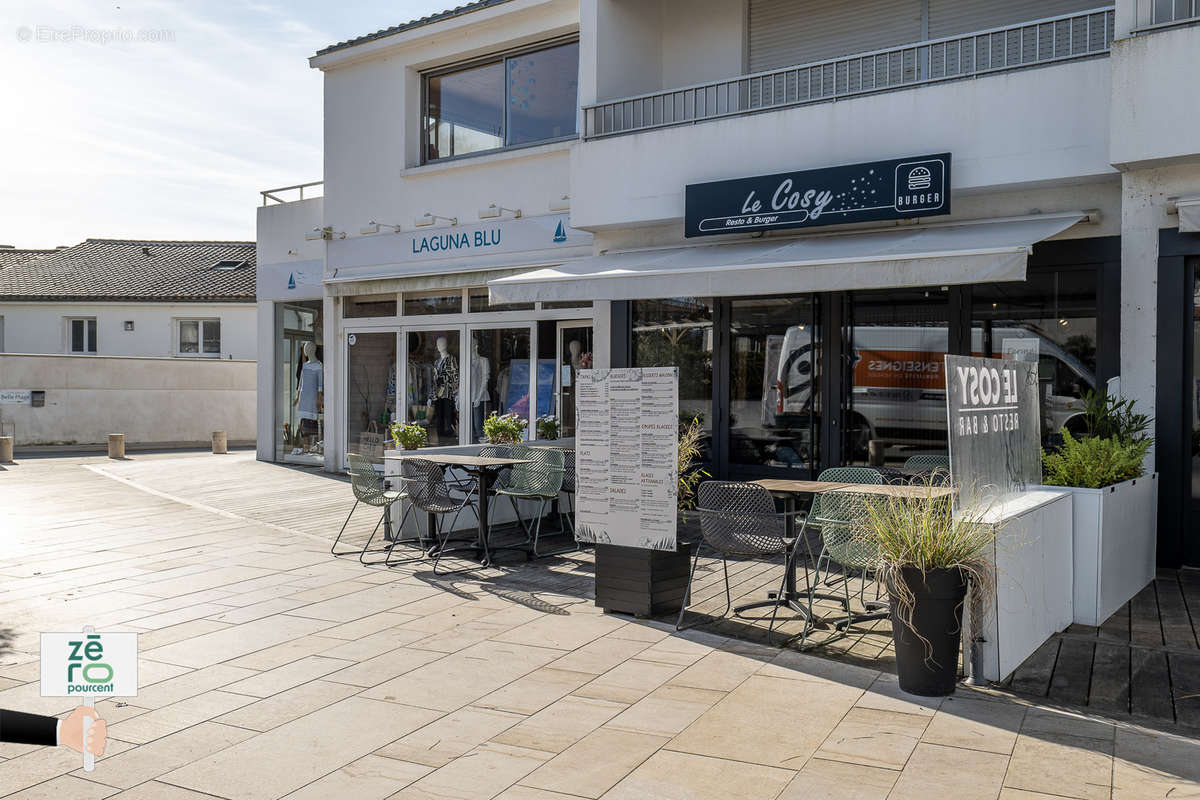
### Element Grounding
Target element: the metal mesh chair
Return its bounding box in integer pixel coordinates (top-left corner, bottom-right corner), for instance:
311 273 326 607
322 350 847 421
559 448 577 536
811 466 884 584
812 489 889 632
392 458 480 574
902 454 952 486
676 481 807 644
478 444 515 491
495 446 569 557
332 453 413 565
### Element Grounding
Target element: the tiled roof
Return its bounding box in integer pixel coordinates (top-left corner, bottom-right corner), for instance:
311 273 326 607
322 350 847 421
315 0 516 57
0 248 56 270
0 239 256 302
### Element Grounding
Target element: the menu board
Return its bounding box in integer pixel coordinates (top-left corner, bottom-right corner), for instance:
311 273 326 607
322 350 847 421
574 367 679 551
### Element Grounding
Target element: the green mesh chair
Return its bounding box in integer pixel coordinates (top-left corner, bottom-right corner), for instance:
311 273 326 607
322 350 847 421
811 489 889 632
902 454 952 486
812 466 884 590
495 445 569 558
332 453 417 565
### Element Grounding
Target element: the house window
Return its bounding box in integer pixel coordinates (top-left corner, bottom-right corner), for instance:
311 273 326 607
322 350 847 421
423 39 579 162
68 318 97 354
178 319 221 356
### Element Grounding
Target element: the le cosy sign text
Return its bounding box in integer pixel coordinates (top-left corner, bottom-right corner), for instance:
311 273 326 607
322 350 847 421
685 154 951 238
951 361 1021 437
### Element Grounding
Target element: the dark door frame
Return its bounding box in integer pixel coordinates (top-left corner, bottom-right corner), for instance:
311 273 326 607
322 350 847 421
1156 228 1200 567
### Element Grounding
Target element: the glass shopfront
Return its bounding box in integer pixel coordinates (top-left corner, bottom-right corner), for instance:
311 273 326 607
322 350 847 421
275 301 324 466
623 255 1110 479
339 286 593 465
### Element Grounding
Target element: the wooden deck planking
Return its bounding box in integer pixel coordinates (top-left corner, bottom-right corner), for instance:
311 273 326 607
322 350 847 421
1171 651 1200 729
1047 637 1095 707
1130 648 1175 722
1088 641 1131 715
1157 573 1198 649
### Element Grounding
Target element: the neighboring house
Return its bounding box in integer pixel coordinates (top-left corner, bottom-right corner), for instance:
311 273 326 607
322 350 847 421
0 239 257 359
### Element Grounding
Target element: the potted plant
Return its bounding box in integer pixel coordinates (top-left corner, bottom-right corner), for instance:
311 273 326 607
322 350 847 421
536 415 560 441
1040 391 1156 625
863 481 996 696
389 422 427 451
483 412 527 444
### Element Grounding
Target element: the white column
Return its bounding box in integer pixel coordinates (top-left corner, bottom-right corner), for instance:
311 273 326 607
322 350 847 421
255 300 274 462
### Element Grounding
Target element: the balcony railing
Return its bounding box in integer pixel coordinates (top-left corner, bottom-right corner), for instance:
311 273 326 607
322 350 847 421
583 7 1115 139
1134 0 1200 32
260 181 324 206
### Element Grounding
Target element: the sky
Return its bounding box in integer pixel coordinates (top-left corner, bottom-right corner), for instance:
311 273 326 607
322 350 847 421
1 0 454 249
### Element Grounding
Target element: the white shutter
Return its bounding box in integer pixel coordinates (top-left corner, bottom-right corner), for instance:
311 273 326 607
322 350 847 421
748 0 923 73
928 0 1100 38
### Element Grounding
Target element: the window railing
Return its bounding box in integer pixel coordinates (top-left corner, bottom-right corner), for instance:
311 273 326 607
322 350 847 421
260 181 323 206
1134 0 1200 32
584 7 1115 139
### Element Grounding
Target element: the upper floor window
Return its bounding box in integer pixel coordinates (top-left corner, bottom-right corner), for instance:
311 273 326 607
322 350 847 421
68 318 97 354
423 39 579 163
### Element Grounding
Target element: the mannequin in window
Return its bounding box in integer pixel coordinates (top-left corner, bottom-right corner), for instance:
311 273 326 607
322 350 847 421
568 339 582 372
470 337 491 442
292 341 323 454
429 335 459 442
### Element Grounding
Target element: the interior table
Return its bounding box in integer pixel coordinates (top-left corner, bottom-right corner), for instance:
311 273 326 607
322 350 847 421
385 453 531 567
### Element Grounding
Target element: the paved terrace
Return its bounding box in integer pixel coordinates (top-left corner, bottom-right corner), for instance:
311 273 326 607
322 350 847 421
0 451 1197 799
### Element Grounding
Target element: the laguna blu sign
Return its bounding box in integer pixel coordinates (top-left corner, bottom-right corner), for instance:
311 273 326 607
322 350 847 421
684 153 951 238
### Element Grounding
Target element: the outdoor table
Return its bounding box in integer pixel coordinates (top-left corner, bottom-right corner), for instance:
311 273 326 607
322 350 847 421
749 479 956 613
384 453 531 566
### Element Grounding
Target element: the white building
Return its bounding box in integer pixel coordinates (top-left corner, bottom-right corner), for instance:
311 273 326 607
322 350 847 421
256 0 1200 568
0 239 257 360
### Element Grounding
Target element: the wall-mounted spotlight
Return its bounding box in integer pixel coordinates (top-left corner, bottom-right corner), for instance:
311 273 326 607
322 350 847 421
414 213 458 227
360 221 402 235
549 195 570 212
304 226 345 241
478 204 522 220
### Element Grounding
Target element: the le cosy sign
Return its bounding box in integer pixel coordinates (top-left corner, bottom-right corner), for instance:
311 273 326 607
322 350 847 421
684 153 951 238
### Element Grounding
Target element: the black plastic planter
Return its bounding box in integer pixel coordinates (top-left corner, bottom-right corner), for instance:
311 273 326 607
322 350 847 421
889 566 968 697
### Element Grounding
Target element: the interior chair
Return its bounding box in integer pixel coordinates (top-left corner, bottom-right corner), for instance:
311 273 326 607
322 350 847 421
494 445 570 557
676 481 807 645
902 454 952 485
393 458 481 574
332 453 416 565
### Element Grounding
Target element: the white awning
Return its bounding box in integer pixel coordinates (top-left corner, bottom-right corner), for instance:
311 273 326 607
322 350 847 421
1177 196 1200 233
489 213 1090 303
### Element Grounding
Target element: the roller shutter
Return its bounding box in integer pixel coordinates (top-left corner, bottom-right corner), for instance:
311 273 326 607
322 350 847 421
927 0 1101 38
748 0 923 72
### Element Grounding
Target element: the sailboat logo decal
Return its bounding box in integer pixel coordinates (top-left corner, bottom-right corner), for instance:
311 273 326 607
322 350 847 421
287 273 296 290
552 221 567 243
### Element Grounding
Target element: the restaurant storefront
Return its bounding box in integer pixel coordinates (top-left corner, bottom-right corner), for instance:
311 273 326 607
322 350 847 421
490 154 1121 482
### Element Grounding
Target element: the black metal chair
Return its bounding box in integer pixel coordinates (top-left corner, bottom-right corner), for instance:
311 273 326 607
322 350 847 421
902 454 952 485
332 454 414 565
391 458 481 575
558 448 577 536
676 481 807 644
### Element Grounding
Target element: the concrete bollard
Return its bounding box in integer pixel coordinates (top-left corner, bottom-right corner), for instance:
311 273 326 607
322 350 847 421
0 436 12 463
108 433 125 459
211 430 228 454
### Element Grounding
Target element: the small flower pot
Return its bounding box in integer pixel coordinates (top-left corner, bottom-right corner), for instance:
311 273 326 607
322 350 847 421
888 566 968 697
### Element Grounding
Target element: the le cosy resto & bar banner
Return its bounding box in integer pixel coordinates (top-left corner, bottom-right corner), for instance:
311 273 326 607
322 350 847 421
945 355 1041 498
684 153 951 238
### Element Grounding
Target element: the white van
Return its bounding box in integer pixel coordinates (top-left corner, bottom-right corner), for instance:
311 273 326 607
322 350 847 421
772 325 1096 454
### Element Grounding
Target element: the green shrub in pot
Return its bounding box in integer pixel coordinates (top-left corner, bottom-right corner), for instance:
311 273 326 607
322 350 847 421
390 422 427 450
1043 391 1151 489
863 479 996 696
483 412 528 444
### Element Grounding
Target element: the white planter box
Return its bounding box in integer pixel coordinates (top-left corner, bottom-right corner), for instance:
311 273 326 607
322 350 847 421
1037 474 1158 627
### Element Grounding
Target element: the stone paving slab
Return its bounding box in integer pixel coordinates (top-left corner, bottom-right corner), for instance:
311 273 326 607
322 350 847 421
0 451 1198 799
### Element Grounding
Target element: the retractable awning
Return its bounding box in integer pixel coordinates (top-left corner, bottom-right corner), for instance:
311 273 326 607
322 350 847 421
488 213 1090 303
